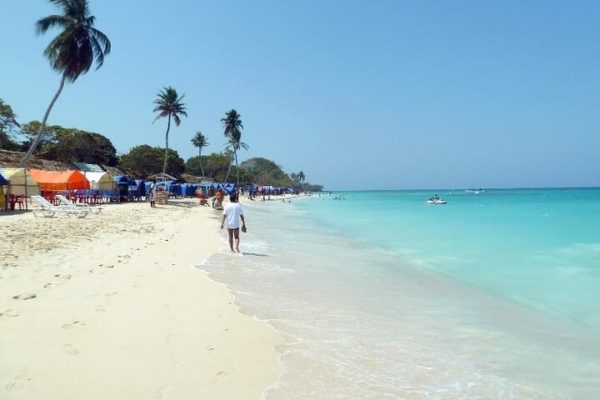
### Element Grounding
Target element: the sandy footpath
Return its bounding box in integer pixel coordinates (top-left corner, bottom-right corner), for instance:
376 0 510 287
0 199 280 399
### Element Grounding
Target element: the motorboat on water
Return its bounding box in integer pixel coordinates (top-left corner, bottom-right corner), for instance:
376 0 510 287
465 188 486 194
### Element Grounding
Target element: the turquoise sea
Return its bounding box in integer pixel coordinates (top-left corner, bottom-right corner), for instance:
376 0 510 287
200 189 600 399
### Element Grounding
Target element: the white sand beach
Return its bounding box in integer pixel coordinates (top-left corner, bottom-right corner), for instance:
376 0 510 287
0 199 280 399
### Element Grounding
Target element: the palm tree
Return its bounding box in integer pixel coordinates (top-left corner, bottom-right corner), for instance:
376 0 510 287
153 87 187 176
20 0 111 166
191 131 209 176
220 109 248 184
298 171 305 183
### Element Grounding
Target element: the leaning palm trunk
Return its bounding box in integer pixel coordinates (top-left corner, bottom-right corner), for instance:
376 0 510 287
162 113 172 176
20 73 67 166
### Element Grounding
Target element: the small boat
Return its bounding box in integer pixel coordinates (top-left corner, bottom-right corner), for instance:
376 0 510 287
465 188 486 194
427 198 447 205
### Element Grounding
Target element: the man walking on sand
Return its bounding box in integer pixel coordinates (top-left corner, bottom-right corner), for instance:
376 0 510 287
221 193 246 253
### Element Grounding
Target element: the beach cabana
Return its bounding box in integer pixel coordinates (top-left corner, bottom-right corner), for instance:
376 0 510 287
0 168 40 197
83 171 116 190
30 169 90 192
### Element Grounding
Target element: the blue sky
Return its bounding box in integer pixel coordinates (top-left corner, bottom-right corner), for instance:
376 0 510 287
2 0 600 190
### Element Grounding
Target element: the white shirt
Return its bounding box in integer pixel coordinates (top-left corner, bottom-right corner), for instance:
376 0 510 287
223 202 244 229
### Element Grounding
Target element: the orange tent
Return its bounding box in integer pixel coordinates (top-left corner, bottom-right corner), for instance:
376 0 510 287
30 169 90 191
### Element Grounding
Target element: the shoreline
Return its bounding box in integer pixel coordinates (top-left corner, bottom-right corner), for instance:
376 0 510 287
0 199 281 399
200 193 600 399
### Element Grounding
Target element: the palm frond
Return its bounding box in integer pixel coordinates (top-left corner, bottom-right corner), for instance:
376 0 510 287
39 0 110 81
89 27 111 67
89 35 105 69
173 114 181 126
36 15 74 34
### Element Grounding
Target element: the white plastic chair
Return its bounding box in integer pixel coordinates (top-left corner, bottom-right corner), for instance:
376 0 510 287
31 195 89 218
55 194 102 214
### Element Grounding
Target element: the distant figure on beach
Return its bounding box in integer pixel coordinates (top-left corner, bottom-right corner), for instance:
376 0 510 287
196 188 208 206
148 182 156 208
213 189 224 209
221 193 246 253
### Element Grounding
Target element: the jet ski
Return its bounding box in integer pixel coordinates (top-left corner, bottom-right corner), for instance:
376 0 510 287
427 198 447 205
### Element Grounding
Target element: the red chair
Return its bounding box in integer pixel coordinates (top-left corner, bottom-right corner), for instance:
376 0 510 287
44 192 55 205
16 195 24 210
8 194 16 210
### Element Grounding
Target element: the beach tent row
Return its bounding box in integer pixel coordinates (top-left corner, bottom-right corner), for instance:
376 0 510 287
0 168 41 196
30 169 90 191
82 172 116 190
149 181 208 197
0 169 120 196
198 181 236 195
1 168 242 203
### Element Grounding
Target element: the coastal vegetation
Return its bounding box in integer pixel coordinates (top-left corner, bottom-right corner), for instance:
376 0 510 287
119 145 185 178
0 0 323 192
20 122 117 166
1 103 321 190
0 99 21 151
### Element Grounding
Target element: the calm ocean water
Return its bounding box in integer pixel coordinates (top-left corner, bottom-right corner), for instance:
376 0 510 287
199 189 600 399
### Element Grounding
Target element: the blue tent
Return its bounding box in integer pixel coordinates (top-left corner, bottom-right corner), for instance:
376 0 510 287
0 172 10 186
128 179 146 198
180 183 199 197
155 180 181 196
114 175 134 185
210 182 236 194
169 183 182 196
144 181 154 194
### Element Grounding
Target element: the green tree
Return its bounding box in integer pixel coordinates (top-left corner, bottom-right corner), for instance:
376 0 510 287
153 87 187 176
20 121 61 152
0 99 21 151
120 145 184 178
190 131 209 175
221 109 248 184
45 129 117 165
240 157 292 187
21 0 111 166
186 152 231 181
20 121 117 165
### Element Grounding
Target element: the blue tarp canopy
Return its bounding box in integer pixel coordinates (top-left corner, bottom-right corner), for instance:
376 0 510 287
114 175 134 185
0 172 10 186
128 179 146 196
180 183 200 197
155 180 182 196
210 182 236 194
